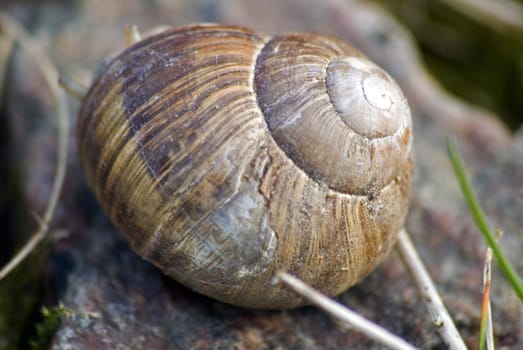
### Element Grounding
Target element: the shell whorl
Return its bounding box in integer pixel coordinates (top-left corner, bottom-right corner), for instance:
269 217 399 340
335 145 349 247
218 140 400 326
254 32 411 195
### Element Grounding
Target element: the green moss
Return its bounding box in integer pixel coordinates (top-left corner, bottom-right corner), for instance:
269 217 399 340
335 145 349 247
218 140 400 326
29 304 77 350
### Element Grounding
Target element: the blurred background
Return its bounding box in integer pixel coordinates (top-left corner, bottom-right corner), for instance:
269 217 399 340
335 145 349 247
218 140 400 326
376 0 523 131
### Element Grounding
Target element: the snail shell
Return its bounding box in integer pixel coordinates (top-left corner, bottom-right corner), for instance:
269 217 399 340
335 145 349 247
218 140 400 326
78 24 413 309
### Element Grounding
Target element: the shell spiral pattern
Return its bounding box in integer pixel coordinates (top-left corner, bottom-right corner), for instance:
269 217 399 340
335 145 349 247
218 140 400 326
78 24 413 309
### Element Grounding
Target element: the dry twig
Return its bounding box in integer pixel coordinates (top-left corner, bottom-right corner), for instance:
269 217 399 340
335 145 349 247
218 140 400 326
0 12 69 280
480 247 494 350
276 271 419 350
395 229 467 350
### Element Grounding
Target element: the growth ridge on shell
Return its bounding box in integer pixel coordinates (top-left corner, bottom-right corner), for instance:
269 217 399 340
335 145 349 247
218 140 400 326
326 56 405 139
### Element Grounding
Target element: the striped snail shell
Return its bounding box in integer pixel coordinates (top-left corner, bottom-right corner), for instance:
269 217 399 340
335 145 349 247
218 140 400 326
77 24 413 309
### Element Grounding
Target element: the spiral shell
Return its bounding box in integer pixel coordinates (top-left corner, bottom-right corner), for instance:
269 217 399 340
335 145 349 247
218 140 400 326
77 24 413 309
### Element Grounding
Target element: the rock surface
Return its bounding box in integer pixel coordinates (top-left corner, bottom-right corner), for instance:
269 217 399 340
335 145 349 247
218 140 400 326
1 0 522 348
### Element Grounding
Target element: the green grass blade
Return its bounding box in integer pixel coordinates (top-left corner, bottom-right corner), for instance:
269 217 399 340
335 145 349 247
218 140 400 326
448 140 523 304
